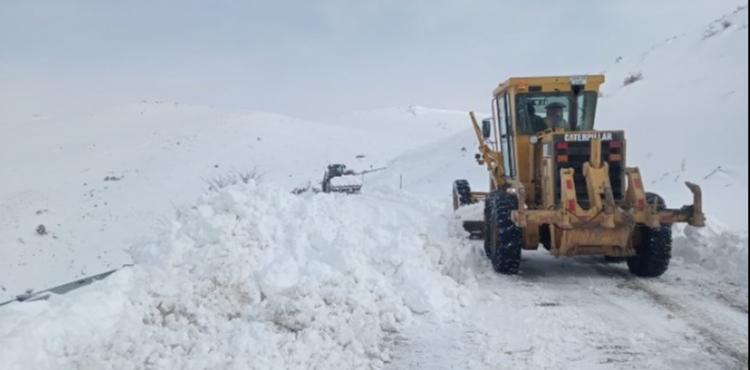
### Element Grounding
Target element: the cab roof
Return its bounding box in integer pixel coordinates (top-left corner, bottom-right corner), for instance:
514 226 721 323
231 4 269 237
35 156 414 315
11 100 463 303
493 75 606 97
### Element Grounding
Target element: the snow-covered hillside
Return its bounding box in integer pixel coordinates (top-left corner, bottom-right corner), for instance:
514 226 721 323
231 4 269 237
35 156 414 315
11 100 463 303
599 4 749 231
366 126 490 197
0 4 748 370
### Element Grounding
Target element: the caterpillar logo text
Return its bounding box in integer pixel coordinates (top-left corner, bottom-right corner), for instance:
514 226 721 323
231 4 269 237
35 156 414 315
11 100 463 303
564 132 614 142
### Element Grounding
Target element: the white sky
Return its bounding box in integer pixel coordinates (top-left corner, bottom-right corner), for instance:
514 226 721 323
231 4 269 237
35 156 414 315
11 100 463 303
0 0 742 121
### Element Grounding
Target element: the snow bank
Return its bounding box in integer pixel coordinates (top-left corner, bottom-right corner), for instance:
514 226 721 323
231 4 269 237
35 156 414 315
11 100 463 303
673 216 749 286
0 180 474 370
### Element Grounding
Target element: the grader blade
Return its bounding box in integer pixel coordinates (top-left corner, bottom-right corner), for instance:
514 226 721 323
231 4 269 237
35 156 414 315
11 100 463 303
462 220 484 239
554 225 634 257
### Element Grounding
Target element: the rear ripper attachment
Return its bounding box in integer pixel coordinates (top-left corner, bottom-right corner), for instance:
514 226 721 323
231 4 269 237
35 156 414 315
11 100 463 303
518 132 705 262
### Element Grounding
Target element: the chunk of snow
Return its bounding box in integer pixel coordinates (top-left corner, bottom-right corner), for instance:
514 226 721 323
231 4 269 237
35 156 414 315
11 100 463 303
673 217 749 286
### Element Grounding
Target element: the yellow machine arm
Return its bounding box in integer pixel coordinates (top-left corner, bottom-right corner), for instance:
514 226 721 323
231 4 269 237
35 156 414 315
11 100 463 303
469 111 507 190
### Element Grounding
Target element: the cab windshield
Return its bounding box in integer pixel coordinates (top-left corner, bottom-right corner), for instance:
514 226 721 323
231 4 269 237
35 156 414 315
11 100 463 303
516 91 598 134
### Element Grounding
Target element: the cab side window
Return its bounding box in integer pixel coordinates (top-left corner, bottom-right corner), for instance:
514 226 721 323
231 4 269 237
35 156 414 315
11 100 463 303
497 93 515 178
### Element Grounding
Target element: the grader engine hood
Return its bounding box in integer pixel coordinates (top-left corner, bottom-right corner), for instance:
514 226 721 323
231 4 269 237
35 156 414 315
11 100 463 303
550 130 626 208
548 130 631 255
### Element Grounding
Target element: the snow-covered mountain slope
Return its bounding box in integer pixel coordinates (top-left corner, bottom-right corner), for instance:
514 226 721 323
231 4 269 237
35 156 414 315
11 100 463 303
598 4 749 231
0 101 463 300
365 126 490 197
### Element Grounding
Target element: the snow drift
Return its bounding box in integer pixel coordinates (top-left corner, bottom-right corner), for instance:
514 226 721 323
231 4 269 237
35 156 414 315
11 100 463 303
673 216 749 286
0 180 475 370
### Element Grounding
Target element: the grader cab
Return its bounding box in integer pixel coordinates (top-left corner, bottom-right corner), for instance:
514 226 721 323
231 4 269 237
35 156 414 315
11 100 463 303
453 75 705 277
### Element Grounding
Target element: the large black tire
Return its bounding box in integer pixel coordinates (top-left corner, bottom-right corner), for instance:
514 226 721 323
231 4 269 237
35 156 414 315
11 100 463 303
452 180 474 208
488 188 524 275
627 193 672 278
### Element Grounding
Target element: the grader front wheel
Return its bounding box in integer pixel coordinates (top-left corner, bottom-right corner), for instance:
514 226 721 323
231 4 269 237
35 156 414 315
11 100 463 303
452 179 474 210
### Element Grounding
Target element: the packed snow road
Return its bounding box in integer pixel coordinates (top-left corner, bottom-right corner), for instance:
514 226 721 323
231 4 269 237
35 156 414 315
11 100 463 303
385 236 749 370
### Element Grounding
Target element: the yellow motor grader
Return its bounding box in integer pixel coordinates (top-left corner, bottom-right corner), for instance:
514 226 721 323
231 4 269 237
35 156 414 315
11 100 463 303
453 75 705 277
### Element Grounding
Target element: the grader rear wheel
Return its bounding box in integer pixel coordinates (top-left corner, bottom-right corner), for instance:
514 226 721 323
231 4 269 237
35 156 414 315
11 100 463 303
487 188 524 275
627 193 673 278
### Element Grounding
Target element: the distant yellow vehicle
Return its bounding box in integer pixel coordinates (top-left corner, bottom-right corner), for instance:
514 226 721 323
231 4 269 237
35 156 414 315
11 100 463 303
454 75 705 277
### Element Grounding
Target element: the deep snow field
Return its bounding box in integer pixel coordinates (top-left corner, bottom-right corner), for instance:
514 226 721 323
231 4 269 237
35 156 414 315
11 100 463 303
0 5 747 370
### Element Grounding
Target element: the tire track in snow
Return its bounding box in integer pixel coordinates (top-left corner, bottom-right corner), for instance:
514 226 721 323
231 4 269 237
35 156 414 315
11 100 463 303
389 252 706 369
715 292 749 315
629 282 748 370
520 257 696 369
596 264 749 370
386 228 747 370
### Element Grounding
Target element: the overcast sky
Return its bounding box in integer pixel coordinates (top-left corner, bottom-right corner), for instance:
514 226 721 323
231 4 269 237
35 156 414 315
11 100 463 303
0 0 741 121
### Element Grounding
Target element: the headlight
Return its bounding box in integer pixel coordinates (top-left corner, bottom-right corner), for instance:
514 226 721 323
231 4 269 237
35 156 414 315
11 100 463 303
570 75 588 86
529 136 539 144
